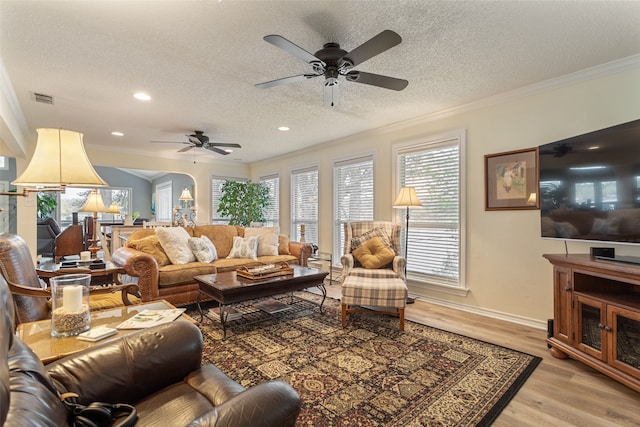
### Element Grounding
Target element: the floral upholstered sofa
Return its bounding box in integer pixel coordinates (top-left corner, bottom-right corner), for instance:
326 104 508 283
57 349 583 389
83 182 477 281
111 225 313 306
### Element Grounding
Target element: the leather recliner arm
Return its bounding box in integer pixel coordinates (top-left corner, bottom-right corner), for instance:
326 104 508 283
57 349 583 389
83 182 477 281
187 380 301 427
47 321 203 405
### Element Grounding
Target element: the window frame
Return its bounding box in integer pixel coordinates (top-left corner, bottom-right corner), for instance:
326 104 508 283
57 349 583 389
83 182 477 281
333 153 375 265
392 129 467 294
290 164 319 244
259 173 280 228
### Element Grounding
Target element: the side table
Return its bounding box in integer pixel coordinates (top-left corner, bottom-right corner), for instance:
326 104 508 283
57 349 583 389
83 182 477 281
307 252 332 284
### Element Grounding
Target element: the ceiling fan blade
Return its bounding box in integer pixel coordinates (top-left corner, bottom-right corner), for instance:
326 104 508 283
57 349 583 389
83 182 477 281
255 73 319 89
178 146 194 153
342 30 402 67
209 142 242 148
324 82 339 107
264 35 325 65
206 146 230 155
345 71 408 91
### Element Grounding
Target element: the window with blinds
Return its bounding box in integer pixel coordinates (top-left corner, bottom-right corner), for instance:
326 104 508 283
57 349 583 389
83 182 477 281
334 155 374 262
260 174 280 228
290 166 318 243
210 176 247 224
395 134 464 287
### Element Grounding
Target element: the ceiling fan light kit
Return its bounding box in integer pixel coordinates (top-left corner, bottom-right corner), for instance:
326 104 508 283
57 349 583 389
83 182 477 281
256 29 408 106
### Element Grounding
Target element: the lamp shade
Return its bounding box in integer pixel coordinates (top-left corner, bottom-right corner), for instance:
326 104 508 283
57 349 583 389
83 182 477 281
179 188 193 201
106 203 120 214
393 187 423 208
79 190 106 213
12 128 107 188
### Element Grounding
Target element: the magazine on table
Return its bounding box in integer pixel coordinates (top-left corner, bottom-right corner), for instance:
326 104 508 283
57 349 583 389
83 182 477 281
116 308 186 329
208 306 243 321
254 299 291 314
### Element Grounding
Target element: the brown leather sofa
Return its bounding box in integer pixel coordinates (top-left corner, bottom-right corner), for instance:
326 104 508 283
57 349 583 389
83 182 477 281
0 274 302 426
112 225 313 306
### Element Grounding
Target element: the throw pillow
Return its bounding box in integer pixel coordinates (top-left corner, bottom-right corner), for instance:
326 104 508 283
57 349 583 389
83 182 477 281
244 226 279 256
278 234 291 255
155 227 196 265
227 235 260 260
351 227 393 252
128 235 171 266
188 235 218 263
352 236 395 269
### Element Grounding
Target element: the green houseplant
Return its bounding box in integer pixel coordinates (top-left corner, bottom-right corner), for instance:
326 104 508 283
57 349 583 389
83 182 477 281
217 180 270 226
37 192 57 219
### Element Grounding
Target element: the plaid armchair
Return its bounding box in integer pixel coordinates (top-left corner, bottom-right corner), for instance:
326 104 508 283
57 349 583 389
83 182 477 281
340 221 408 330
340 221 406 283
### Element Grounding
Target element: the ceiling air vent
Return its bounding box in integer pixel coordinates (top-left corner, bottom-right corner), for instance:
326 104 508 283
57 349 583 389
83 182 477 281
34 92 53 104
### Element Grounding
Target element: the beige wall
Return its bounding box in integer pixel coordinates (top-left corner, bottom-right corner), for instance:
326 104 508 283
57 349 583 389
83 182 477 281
249 67 640 328
4 64 639 327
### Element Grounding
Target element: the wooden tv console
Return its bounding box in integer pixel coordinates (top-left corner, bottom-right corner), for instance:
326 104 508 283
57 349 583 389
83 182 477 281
543 254 640 392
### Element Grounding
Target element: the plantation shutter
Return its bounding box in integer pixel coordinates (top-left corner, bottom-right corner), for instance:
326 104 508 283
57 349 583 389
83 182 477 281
210 176 246 224
334 155 374 262
397 138 461 286
260 174 280 227
290 166 318 243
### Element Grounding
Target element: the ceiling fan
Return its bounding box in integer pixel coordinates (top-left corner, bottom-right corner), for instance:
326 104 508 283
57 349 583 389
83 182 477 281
255 30 408 107
540 143 573 157
150 131 241 156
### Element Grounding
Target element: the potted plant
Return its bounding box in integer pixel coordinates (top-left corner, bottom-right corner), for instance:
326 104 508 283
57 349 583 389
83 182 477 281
217 180 270 226
37 192 57 218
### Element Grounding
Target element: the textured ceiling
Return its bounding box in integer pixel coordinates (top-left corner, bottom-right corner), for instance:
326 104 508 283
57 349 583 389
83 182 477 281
1 0 639 164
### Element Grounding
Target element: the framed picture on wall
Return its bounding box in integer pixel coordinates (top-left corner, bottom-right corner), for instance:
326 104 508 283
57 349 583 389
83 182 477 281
484 147 539 210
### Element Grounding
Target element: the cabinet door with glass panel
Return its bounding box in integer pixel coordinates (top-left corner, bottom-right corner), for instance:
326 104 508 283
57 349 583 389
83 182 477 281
608 305 640 379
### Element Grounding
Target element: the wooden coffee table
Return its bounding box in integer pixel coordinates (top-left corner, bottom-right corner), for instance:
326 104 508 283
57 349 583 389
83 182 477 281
16 300 194 364
194 265 328 339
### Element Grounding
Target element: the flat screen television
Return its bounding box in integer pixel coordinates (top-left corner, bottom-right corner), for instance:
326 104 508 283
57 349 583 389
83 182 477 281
539 119 640 245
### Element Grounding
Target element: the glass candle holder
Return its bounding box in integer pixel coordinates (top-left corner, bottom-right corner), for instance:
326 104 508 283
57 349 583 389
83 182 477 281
50 273 91 337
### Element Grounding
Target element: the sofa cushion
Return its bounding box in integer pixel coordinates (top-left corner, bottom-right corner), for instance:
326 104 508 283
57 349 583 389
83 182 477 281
278 235 291 255
188 236 217 263
244 227 279 256
192 225 239 259
227 236 260 260
156 227 196 265
128 235 171 266
352 236 395 269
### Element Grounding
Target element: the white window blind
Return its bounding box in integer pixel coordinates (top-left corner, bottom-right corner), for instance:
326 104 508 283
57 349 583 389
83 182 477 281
260 174 280 228
291 166 318 243
211 176 246 224
334 155 374 262
396 137 462 287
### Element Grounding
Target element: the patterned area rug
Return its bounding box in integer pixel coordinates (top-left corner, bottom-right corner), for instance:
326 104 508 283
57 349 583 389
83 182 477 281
190 292 541 426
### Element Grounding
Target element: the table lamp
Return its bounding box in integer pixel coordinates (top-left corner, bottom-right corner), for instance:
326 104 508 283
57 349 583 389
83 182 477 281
80 189 106 256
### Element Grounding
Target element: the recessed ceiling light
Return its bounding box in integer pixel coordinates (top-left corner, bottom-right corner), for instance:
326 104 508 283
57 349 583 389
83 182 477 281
111 131 124 136
133 92 151 101
278 126 290 131
224 149 234 153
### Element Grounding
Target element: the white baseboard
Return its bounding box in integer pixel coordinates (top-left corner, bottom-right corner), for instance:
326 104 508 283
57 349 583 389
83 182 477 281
408 289 547 331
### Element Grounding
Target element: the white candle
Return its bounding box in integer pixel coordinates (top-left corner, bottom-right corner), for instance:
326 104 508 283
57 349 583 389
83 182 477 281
63 285 83 312
80 251 91 261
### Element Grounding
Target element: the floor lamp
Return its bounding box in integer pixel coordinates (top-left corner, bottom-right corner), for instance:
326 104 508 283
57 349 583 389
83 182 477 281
393 186 423 279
